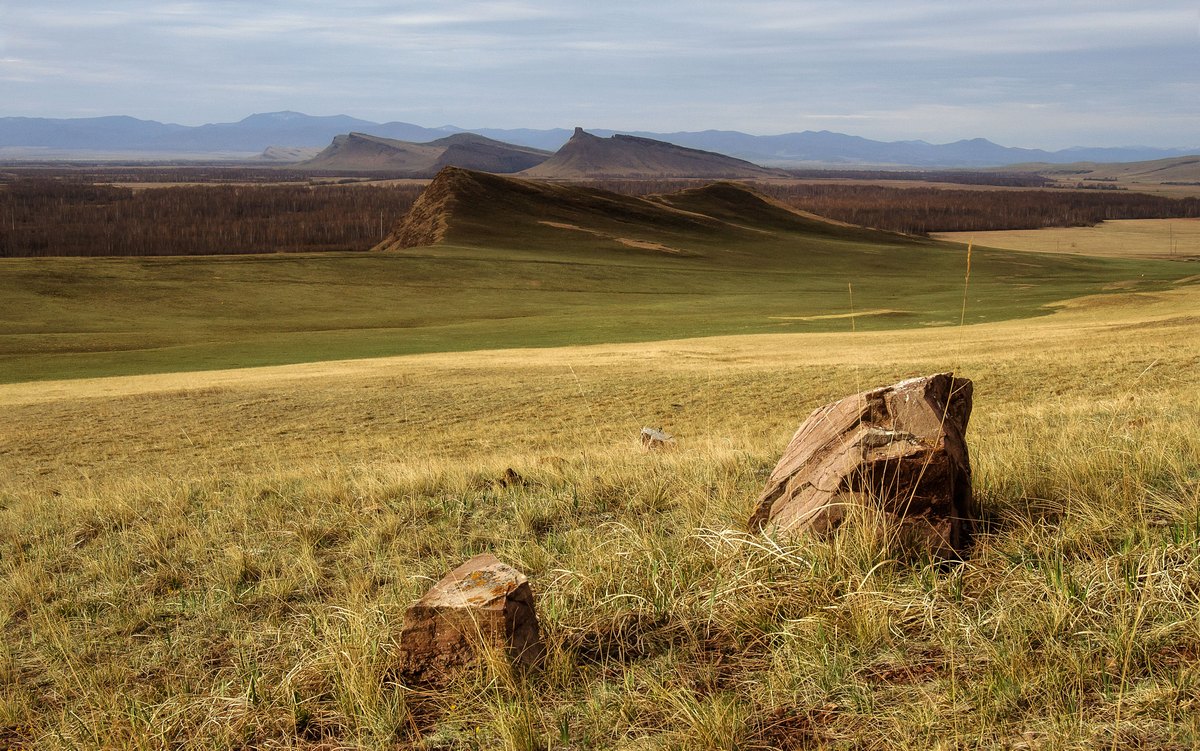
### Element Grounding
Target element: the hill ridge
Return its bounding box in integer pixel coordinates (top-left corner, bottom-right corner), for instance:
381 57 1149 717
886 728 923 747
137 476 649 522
521 127 785 179
300 132 551 174
376 166 471 247
374 167 899 253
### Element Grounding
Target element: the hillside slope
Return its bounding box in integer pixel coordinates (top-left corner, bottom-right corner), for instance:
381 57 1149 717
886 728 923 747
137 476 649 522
521 127 784 179
300 132 551 174
648 181 886 239
374 167 889 255
1007 155 1200 185
259 145 322 162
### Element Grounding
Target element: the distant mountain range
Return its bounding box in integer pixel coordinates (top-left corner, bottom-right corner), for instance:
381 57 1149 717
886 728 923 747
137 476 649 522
1 111 1195 168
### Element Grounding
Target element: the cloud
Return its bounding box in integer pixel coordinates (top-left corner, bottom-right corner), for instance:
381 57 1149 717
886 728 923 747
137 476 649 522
0 0 1195 147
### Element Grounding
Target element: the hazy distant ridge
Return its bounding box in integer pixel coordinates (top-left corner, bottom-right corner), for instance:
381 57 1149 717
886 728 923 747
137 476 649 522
520 128 784 178
0 111 1195 167
0 112 458 154
300 132 550 174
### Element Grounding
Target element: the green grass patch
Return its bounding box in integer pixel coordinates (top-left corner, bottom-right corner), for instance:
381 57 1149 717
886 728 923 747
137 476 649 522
1 233 1191 383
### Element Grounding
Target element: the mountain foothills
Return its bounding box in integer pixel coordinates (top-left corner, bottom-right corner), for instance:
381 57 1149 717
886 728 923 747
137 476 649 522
2 111 1196 167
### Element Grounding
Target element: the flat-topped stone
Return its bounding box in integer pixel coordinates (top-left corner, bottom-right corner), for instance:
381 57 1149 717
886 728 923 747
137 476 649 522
398 554 543 682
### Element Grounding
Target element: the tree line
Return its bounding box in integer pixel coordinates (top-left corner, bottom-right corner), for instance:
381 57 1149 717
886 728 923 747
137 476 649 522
582 179 1200 235
781 169 1053 188
0 179 422 257
753 183 1200 234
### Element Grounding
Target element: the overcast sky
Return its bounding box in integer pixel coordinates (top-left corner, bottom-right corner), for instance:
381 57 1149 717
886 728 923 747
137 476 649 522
1 1 1196 148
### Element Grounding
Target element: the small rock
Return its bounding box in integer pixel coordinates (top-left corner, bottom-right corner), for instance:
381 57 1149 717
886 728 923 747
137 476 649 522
398 554 543 682
749 373 973 556
640 427 675 450
497 467 525 488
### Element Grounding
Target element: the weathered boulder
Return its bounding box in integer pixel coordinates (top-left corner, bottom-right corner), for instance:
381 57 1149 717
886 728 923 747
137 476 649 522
398 554 543 682
749 373 973 556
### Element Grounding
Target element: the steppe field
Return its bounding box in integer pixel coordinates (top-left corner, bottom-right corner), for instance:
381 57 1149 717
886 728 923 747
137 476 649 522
2 213 1199 749
936 218 1200 260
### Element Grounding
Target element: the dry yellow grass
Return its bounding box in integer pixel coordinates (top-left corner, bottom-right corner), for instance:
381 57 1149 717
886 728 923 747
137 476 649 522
2 281 1198 749
935 218 1200 259
2 283 1195 484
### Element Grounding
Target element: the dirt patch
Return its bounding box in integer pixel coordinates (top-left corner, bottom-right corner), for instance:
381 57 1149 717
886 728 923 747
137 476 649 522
863 646 947 685
538 220 605 236
616 237 688 255
1045 292 1165 311
751 704 840 750
770 309 909 321
538 221 692 255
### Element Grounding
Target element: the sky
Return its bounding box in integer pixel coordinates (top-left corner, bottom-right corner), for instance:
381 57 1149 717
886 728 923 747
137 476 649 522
0 1 1197 149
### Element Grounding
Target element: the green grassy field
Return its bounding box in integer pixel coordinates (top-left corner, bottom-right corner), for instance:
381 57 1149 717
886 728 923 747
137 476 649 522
1 178 1193 383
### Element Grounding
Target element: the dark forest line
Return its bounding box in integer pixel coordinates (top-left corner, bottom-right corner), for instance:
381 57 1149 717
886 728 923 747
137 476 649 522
586 179 1200 235
757 183 1200 234
0 181 422 257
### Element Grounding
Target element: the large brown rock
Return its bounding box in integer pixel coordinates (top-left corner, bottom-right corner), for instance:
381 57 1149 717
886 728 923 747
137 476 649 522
398 554 543 682
749 373 973 555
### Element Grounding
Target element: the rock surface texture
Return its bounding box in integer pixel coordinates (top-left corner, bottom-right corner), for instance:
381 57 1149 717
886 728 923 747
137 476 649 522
749 373 973 556
398 554 543 682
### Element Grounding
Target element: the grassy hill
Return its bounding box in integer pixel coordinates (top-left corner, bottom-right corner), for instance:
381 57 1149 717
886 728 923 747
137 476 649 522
1002 155 1200 197
1009 154 1200 184
2 168 1195 383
